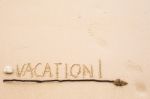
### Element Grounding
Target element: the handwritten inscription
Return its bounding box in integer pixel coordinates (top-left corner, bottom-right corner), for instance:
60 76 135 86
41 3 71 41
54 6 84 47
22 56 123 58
16 60 102 79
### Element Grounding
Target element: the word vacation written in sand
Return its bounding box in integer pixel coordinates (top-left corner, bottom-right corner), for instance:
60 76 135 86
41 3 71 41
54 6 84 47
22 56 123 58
16 60 102 79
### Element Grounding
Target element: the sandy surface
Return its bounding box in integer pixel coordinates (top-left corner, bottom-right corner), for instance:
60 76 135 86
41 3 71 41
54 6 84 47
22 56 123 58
0 0 150 99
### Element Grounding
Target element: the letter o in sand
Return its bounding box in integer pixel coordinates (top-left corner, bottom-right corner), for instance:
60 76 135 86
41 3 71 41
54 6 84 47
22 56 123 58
70 64 81 78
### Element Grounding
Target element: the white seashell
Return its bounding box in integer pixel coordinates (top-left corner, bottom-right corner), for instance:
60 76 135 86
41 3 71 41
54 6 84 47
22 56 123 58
3 65 14 74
